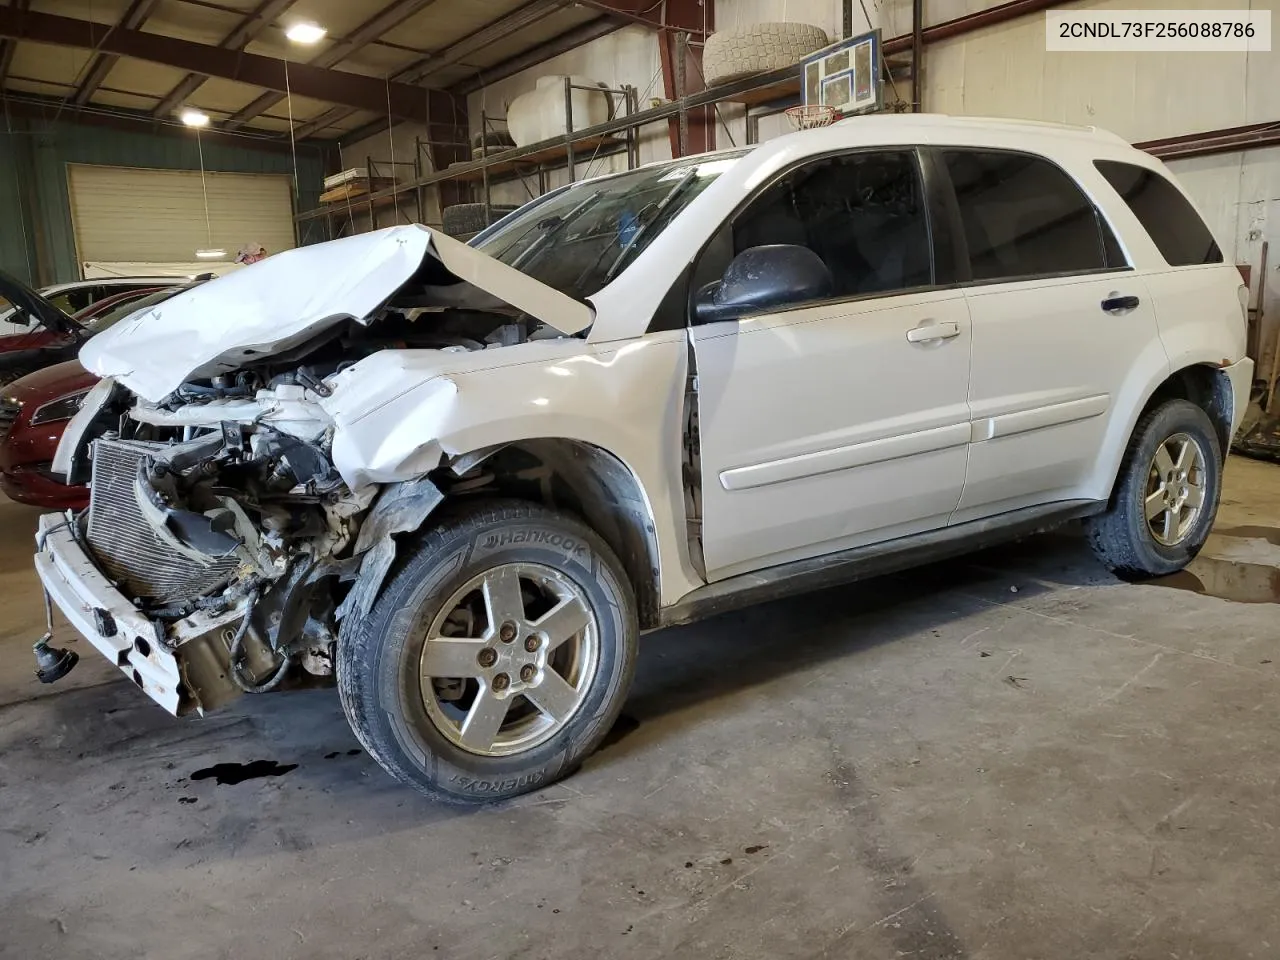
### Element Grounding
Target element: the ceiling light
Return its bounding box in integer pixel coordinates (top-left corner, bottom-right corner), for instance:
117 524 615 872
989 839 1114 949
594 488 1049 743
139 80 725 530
180 108 210 128
195 248 227 259
286 22 326 44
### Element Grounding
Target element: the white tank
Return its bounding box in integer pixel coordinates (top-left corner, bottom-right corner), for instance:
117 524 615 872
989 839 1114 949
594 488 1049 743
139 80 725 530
506 75 612 146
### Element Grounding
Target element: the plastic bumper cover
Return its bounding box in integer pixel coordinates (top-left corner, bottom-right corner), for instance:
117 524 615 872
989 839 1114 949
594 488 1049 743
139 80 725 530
34 512 184 714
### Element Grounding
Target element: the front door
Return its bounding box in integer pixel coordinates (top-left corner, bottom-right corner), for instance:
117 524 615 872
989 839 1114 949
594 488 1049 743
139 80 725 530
690 149 973 581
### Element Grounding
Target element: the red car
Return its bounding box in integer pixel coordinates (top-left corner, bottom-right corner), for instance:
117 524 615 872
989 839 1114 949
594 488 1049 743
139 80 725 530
0 274 166 387
1 284 195 508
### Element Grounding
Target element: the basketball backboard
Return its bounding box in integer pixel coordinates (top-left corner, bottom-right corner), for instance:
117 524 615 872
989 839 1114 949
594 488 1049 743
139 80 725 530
801 29 882 118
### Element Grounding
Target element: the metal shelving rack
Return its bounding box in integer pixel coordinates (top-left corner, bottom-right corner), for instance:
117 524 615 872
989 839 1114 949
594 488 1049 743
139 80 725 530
297 63 809 235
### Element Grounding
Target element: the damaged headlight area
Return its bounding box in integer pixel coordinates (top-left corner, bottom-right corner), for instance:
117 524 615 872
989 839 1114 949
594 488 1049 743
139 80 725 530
61 312 521 708
44 233 578 713
74 416 363 706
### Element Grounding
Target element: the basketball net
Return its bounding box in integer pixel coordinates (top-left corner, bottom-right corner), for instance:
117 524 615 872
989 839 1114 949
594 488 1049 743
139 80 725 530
785 104 838 130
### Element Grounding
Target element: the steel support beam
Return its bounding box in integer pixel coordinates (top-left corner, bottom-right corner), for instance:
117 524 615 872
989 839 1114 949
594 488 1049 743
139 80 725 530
451 16 622 96
0 0 29 88
883 0 1070 54
153 0 296 119
227 0 445 130
1138 122 1280 162
1 90 310 154
657 0 712 157
0 6 433 122
70 0 162 106
292 0 571 142
576 0 709 37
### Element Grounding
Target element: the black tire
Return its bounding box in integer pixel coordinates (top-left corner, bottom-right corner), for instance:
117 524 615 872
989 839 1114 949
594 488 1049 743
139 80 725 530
470 130 515 156
703 22 830 85
440 202 518 238
1085 399 1223 580
337 500 638 804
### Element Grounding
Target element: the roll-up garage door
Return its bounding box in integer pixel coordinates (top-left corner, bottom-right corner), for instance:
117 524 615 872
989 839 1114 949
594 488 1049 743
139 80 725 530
66 164 295 268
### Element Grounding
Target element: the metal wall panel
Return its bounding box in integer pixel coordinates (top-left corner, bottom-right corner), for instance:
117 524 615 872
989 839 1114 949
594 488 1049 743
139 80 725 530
4 117 324 283
0 127 39 284
921 0 1277 141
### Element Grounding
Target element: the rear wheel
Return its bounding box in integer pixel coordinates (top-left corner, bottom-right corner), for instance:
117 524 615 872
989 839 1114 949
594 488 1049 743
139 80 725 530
337 500 637 803
1085 399 1223 579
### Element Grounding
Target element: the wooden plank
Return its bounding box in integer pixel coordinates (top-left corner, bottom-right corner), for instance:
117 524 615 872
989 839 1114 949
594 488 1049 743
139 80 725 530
718 77 801 107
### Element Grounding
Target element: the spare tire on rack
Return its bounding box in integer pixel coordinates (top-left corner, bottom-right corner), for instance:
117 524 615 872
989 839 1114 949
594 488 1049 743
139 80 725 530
441 202 519 239
703 22 830 86
470 130 516 158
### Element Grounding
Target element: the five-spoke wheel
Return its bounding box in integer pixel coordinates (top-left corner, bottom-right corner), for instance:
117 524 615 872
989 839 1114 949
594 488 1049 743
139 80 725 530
338 501 637 803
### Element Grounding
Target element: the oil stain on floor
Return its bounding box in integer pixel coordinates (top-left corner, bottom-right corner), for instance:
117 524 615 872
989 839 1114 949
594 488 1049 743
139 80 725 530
190 760 299 785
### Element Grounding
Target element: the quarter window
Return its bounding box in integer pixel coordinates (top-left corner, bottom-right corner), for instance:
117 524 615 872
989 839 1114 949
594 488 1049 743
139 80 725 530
944 150 1122 281
1094 160 1222 266
731 150 933 298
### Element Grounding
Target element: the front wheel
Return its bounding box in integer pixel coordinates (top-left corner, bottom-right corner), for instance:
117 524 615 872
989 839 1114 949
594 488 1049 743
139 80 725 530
1085 399 1223 580
337 500 638 803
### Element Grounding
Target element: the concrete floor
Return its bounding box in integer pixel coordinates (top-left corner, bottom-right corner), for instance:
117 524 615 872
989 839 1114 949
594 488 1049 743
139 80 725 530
3 459 1279 960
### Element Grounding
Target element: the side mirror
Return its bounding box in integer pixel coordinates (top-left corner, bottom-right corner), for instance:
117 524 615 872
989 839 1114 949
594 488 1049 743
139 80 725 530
694 244 833 324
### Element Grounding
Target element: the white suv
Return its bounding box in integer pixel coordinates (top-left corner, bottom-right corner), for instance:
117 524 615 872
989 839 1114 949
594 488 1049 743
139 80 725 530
34 115 1251 802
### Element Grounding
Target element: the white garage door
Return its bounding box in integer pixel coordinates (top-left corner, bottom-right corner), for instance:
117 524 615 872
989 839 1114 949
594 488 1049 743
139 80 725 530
66 164 295 268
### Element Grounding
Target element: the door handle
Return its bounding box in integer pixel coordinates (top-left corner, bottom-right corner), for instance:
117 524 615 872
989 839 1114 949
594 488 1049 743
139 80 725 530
1101 294 1140 313
906 321 961 344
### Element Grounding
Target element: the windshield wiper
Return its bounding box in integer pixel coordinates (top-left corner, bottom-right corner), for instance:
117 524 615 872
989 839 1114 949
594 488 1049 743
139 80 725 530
602 168 699 283
510 192 604 272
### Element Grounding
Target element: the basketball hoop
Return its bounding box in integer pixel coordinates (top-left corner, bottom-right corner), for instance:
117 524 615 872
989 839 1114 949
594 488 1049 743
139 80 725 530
785 104 837 130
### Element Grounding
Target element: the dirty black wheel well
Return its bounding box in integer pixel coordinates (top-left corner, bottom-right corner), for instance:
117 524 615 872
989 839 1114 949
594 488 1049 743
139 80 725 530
435 439 663 629
1141 364 1233 452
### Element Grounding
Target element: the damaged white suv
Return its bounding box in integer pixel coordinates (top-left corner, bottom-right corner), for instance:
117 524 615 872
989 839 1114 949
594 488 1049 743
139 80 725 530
34 115 1250 802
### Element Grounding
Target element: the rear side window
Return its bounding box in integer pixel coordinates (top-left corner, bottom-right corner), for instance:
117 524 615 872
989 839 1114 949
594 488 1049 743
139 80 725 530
1094 160 1222 266
944 150 1122 282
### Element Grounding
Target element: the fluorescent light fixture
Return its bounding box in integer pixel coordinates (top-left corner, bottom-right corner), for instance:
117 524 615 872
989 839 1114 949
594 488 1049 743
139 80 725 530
285 22 326 44
180 108 210 128
195 248 227 259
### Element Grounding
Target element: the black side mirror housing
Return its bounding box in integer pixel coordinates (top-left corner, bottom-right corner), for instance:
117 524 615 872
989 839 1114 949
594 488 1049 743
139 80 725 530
694 244 833 324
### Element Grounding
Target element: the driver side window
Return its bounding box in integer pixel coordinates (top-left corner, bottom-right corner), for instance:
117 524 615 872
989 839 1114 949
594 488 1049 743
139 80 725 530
732 150 933 298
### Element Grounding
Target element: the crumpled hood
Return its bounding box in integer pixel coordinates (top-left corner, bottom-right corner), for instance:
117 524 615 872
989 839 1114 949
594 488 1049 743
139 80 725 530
79 224 594 403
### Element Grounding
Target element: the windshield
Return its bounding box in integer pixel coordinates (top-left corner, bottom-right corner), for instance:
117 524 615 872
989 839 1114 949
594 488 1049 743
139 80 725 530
84 285 192 333
472 152 747 301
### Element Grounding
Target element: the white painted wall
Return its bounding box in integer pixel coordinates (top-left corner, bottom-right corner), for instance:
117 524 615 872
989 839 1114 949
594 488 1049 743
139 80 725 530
919 0 1277 378
1170 148 1280 381
922 0 1275 141
465 25 672 206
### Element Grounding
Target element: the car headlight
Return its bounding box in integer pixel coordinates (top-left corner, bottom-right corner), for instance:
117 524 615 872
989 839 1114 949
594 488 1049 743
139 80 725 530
31 390 89 426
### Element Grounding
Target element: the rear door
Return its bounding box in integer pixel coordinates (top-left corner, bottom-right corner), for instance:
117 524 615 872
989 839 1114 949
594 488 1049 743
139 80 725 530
1093 160 1247 369
940 148 1161 522
690 148 974 581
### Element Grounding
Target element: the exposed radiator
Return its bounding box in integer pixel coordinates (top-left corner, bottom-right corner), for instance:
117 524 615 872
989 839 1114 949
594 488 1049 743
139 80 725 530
86 438 240 605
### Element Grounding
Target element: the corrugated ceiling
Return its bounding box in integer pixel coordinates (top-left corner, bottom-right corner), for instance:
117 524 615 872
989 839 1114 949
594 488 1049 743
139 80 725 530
0 0 621 141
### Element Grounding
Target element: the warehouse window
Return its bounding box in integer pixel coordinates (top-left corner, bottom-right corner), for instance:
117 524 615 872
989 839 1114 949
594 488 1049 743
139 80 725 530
731 150 932 297
1094 160 1222 266
944 150 1121 281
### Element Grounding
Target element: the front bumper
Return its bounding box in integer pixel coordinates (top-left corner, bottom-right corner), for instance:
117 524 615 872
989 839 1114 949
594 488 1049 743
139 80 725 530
34 512 185 712
2 463 88 509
